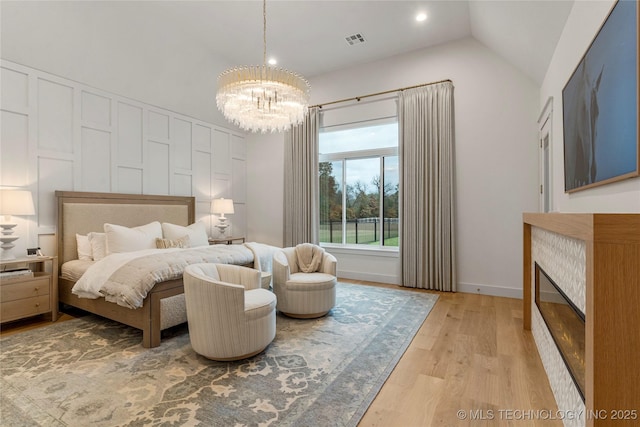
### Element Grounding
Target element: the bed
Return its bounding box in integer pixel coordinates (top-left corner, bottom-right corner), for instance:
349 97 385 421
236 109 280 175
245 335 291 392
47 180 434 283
55 191 253 348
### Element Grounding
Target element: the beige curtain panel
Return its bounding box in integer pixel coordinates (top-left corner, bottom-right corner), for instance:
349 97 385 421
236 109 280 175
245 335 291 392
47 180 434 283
399 82 457 291
283 107 320 246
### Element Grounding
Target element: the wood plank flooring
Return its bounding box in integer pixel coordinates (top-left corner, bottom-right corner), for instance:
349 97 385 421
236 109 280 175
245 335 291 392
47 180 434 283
0 280 560 426
356 280 561 427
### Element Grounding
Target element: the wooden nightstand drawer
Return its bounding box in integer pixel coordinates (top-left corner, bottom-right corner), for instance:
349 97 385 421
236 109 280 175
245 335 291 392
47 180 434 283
1 275 50 302
1 295 51 322
1 256 58 323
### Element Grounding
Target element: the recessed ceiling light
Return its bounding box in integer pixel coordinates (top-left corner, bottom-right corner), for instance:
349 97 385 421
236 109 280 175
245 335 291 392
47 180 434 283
268 58 277 65
416 12 427 22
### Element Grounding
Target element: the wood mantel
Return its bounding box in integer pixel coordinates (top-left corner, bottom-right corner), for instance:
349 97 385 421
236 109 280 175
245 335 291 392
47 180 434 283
523 213 639 426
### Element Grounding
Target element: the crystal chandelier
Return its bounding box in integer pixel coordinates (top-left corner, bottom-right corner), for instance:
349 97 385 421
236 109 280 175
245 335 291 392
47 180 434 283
216 0 310 133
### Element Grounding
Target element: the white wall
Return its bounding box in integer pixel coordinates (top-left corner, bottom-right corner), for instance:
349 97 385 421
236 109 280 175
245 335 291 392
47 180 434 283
247 37 541 296
540 0 640 212
245 132 284 247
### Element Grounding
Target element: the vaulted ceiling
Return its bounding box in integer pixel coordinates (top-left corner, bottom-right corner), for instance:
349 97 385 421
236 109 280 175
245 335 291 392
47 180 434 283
1 1 575 86
150 0 575 85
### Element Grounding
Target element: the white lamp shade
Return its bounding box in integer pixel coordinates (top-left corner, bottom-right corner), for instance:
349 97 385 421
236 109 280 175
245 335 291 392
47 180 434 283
0 190 35 216
211 198 234 215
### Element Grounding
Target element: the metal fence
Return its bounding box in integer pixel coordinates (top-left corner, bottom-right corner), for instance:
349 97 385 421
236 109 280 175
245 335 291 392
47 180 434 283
319 218 399 245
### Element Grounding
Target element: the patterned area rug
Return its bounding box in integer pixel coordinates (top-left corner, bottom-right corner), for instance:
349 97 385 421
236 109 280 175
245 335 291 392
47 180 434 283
1 282 438 427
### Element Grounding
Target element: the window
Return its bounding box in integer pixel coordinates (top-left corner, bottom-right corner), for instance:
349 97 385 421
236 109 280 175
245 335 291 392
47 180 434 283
319 121 399 248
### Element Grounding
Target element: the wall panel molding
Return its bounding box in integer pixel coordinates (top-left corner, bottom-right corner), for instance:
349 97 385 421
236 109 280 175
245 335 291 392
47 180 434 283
1 59 247 251
81 90 112 128
37 78 74 153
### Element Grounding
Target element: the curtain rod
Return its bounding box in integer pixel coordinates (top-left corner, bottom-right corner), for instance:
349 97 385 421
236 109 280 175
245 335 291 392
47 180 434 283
310 78 452 109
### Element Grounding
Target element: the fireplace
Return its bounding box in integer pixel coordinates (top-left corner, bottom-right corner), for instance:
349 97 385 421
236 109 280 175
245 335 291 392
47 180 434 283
535 263 585 401
524 213 640 426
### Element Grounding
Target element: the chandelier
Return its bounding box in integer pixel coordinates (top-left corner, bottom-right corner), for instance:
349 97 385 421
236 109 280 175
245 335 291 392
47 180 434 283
216 0 310 133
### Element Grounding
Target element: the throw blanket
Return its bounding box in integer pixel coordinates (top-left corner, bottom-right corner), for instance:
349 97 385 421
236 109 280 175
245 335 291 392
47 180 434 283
72 245 253 309
295 243 325 273
244 242 280 273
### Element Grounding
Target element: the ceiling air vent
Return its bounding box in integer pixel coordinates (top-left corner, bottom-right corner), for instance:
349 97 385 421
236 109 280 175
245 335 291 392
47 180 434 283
345 33 366 46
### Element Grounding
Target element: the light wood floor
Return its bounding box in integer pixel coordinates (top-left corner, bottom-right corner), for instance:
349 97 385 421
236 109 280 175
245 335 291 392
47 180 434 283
355 280 561 427
1 280 560 427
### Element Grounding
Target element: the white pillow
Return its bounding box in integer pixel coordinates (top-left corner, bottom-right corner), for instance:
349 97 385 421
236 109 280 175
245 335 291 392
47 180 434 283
162 222 209 247
76 234 93 261
104 221 162 254
88 232 106 261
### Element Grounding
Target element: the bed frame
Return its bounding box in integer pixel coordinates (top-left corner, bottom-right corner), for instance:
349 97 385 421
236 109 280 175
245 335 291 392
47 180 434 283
56 191 195 348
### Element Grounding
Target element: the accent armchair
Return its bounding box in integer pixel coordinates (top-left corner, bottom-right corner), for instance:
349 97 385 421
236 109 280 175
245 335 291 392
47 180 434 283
183 263 277 361
272 244 337 318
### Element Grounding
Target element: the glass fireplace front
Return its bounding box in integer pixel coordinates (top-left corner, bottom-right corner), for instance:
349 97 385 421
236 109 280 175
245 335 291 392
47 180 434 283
535 263 585 401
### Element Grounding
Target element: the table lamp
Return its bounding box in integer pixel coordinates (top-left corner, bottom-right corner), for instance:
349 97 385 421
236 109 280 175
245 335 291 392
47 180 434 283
211 198 234 234
0 189 36 260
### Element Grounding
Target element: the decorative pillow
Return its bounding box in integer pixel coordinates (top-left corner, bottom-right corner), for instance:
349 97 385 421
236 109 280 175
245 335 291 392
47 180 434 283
162 222 208 247
104 221 162 254
155 235 190 249
88 232 106 261
76 234 93 261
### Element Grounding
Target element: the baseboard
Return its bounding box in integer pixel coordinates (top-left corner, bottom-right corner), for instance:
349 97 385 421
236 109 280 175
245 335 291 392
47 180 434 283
457 282 522 299
337 269 399 285
335 275 523 298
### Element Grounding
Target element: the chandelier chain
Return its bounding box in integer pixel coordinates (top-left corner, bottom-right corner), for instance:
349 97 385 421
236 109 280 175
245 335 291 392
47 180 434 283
263 0 267 68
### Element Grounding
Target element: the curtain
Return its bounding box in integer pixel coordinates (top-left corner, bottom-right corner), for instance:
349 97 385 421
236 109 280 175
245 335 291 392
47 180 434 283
283 107 320 246
399 82 456 291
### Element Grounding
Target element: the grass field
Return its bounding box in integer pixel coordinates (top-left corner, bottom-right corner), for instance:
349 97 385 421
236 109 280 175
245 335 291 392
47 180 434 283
320 221 398 247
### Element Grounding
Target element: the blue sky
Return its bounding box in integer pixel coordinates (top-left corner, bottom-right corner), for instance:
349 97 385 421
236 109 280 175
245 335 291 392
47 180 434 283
320 122 399 192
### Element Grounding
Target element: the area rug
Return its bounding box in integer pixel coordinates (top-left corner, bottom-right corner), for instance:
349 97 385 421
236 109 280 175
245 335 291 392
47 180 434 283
1 282 438 427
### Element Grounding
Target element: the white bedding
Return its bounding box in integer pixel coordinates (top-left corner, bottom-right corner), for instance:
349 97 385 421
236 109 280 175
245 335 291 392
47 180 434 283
72 248 183 299
70 244 254 309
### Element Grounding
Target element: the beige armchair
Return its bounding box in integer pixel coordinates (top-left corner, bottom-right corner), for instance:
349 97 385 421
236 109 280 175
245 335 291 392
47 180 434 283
183 263 276 361
272 244 337 318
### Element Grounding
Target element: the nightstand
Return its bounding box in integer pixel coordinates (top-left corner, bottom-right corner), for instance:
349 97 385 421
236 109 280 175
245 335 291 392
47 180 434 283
0 256 58 323
208 237 246 245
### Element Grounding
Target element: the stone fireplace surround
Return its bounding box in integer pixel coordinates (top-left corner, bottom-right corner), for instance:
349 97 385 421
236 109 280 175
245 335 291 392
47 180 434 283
523 213 639 427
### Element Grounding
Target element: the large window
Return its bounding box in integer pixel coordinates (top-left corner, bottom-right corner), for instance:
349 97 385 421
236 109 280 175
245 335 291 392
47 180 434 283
319 121 399 248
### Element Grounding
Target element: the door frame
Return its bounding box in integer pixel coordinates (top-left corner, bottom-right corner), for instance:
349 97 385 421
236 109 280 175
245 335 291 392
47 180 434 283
537 97 553 213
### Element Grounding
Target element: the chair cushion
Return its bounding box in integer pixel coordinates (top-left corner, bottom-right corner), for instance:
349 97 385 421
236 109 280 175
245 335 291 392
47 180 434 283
245 289 277 315
244 289 276 312
287 272 337 291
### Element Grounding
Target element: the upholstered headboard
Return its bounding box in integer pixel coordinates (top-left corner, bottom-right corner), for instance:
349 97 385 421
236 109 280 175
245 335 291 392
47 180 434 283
56 191 196 267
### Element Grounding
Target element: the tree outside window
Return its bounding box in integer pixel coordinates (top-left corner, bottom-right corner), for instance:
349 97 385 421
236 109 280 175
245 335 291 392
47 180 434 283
319 122 398 247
